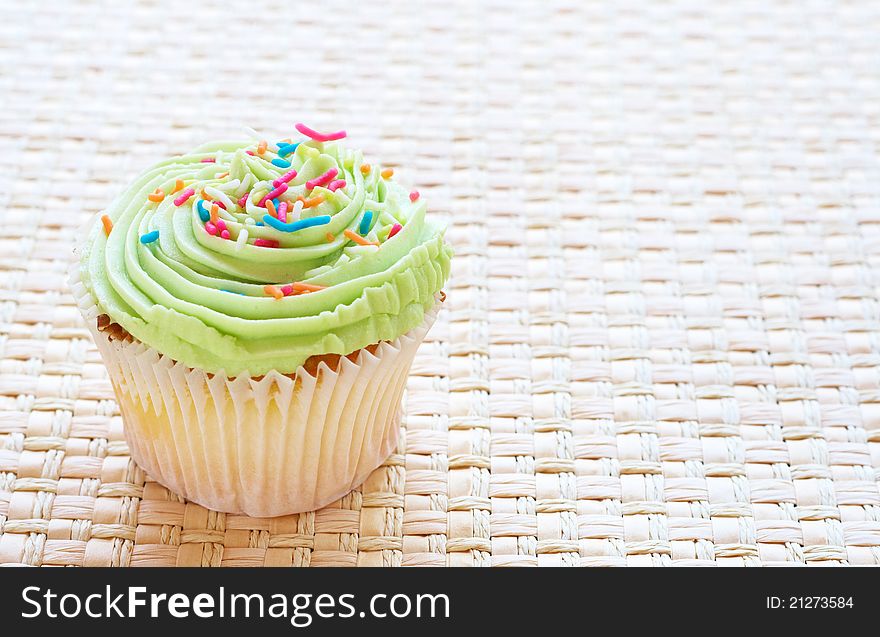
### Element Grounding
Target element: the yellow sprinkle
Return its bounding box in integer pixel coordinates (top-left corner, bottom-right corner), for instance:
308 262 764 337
257 140 268 155
360 164 371 175
380 168 394 179
172 179 184 194
101 215 113 236
147 189 164 202
263 285 283 300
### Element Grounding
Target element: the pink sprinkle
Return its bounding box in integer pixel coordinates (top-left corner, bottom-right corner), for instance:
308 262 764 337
173 188 195 206
273 170 298 187
328 179 346 191
281 284 294 296
215 219 227 232
216 200 227 210
246 150 255 156
237 192 249 208
388 223 403 238
257 182 289 207
295 122 347 142
205 222 218 236
409 190 420 202
277 201 288 223
201 158 216 163
254 238 280 248
220 229 230 240
306 167 338 190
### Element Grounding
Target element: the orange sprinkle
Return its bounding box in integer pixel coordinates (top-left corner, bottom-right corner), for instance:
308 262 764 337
216 172 229 179
325 232 335 243
266 200 276 217
380 168 394 179
344 228 379 247
297 195 324 209
360 164 371 175
263 285 284 300
172 179 184 194
292 282 327 292
147 189 164 202
210 203 219 224
101 215 113 236
257 140 268 155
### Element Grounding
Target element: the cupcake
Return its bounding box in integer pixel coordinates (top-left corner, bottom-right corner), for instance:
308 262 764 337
70 123 452 516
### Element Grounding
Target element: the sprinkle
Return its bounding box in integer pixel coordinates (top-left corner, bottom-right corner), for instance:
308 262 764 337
235 228 248 250
281 284 295 296
216 172 229 179
295 122 347 142
101 215 113 236
201 158 216 163
359 210 373 235
246 150 255 156
262 214 331 233
257 140 268 155
328 179 346 191
277 142 299 158
381 168 394 179
292 282 327 292
272 158 291 168
263 285 283 300
140 230 159 244
273 169 298 187
409 190 420 202
388 222 403 238
326 232 335 242
237 192 249 208
289 199 303 221
173 187 195 206
172 179 185 194
215 200 227 210
277 201 288 223
215 219 227 232
298 195 324 209
205 222 218 236
344 228 379 247
254 238 280 248
266 200 277 218
148 189 164 202
197 200 210 222
258 183 289 207
360 164 371 175
220 229 230 240
306 167 338 190
221 289 244 295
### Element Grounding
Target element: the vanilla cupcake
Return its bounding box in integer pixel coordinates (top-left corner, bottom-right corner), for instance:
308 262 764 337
70 124 452 516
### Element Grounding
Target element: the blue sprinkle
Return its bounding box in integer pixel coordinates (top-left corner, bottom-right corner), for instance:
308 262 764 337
272 197 280 208
359 210 373 235
277 142 299 158
271 158 291 168
221 289 245 295
139 230 160 244
256 222 264 226
196 200 210 222
262 214 331 233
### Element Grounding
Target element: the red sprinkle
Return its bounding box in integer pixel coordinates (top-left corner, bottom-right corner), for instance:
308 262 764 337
306 167 338 190
220 230 230 240
215 219 227 232
205 222 218 236
388 223 403 238
201 158 216 163
215 200 227 210
280 284 295 296
254 238 280 248
237 192 249 208
258 183 289 207
273 169 298 187
295 122 347 142
246 150 255 156
328 179 346 191
173 188 195 206
409 190 420 202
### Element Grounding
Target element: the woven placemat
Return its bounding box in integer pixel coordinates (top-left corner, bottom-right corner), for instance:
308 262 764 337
1 0 879 567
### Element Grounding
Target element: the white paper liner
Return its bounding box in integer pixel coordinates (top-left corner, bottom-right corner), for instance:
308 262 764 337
69 265 438 516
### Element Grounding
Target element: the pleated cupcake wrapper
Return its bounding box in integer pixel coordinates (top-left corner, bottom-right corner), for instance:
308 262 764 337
69 266 438 516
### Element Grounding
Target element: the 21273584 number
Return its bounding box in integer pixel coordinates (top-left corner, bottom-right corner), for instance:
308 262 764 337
766 597 854 609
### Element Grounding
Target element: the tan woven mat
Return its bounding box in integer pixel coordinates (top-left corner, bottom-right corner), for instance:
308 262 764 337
1 0 880 567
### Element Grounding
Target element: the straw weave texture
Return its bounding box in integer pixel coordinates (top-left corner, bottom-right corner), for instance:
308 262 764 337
1 0 880 566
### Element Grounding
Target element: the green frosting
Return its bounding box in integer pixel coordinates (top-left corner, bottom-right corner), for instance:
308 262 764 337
78 133 452 376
